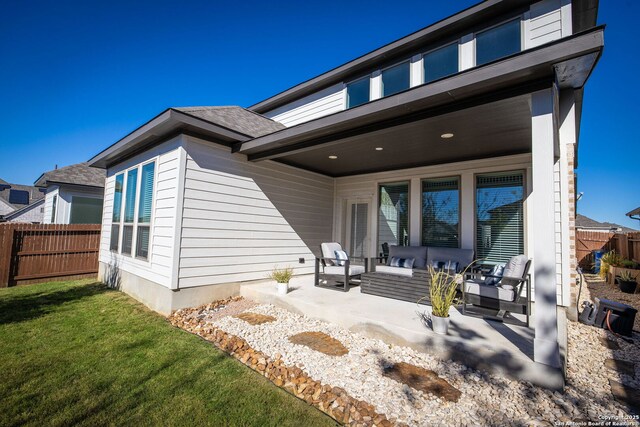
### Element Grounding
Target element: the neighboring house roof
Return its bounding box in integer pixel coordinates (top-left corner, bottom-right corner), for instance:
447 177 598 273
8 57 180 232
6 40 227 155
0 181 44 211
34 162 106 188
175 107 285 138
576 214 638 233
2 198 45 222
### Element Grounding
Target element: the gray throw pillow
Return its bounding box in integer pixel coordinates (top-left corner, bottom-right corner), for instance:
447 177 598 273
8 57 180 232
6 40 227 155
501 255 528 287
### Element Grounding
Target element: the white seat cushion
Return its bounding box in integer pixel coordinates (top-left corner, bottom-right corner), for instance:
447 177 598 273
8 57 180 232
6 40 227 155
321 242 343 266
374 265 414 277
464 279 515 301
324 265 365 276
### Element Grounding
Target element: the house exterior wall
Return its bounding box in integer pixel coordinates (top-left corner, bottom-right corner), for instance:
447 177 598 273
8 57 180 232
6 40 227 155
5 200 45 223
42 186 59 224
334 153 568 306
178 135 334 289
260 0 571 128
98 136 184 290
263 83 344 127
43 185 104 224
0 199 13 215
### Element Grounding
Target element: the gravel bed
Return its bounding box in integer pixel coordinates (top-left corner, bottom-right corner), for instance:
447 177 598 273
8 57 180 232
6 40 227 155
209 304 636 426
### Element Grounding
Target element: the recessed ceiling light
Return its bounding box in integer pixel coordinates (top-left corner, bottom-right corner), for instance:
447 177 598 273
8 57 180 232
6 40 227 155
328 155 338 159
441 133 454 139
375 147 383 151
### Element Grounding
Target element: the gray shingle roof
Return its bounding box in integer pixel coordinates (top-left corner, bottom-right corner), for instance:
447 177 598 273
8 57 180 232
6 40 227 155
576 214 637 233
174 106 285 138
627 207 640 218
35 162 105 188
0 181 44 211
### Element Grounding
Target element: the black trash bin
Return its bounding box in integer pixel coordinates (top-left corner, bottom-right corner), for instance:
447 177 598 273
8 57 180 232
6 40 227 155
593 298 637 337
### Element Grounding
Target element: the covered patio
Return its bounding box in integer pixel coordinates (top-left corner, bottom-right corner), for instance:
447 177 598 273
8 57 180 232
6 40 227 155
240 275 566 388
234 28 603 379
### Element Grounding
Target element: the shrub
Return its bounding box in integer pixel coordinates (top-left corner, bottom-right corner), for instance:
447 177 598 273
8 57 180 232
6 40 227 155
268 266 294 283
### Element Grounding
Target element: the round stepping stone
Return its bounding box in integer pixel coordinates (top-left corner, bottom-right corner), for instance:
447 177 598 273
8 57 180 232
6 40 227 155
234 312 276 325
382 361 461 403
288 332 348 356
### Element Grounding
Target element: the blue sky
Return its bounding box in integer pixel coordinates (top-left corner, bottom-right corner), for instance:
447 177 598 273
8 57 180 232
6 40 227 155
0 0 637 228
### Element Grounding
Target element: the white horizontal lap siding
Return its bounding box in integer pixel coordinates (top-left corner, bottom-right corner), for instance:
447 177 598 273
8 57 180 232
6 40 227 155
98 137 183 288
178 136 334 289
42 188 59 224
263 83 345 127
525 0 567 49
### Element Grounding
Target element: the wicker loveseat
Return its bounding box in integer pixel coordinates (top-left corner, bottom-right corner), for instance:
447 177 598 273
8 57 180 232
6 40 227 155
361 245 474 304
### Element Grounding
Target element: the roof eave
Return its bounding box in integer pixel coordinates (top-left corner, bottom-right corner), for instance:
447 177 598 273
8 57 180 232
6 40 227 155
88 109 252 169
248 0 530 113
238 27 604 160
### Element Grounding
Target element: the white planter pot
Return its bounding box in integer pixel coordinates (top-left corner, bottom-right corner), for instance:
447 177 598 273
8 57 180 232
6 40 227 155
277 282 289 295
431 315 450 335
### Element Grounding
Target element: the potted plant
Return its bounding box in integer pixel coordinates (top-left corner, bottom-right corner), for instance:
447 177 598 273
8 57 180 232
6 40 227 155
617 271 638 294
424 266 461 335
268 266 294 295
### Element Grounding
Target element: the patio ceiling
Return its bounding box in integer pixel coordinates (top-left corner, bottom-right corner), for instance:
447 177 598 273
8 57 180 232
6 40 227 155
273 94 532 177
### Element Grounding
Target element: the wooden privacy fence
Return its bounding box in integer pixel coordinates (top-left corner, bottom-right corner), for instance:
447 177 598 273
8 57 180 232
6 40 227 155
0 223 101 287
576 230 640 269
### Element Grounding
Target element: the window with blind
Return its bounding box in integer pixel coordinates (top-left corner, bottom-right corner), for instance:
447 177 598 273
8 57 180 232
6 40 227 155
136 162 155 259
110 162 155 258
110 174 124 251
122 168 138 255
378 182 409 250
421 177 459 248
476 172 524 263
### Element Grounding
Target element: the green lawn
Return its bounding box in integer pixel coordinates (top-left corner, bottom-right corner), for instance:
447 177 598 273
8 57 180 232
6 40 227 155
0 280 335 427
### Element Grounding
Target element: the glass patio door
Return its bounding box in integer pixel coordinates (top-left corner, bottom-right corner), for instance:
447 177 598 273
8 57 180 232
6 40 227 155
345 200 370 259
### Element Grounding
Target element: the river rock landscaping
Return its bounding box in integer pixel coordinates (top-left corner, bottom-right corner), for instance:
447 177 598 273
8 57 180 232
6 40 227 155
170 297 639 426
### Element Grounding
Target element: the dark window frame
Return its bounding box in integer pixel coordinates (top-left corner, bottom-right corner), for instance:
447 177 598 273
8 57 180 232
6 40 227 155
420 176 461 248
474 170 526 264
377 181 411 252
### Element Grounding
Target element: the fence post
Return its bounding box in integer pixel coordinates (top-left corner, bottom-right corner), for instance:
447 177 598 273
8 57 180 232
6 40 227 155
0 225 15 287
617 233 629 259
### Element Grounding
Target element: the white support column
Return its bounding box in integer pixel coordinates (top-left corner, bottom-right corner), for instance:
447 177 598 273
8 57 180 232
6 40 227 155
409 177 421 246
531 88 561 369
460 173 475 249
370 71 382 101
410 54 423 88
459 34 475 71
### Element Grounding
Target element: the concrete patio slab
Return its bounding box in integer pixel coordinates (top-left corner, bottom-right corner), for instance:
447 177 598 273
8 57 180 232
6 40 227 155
240 275 566 389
